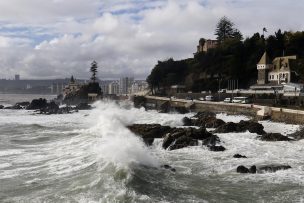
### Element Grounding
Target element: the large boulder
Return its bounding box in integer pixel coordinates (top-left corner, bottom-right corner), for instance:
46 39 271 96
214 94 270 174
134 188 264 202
208 145 226 151
213 120 265 135
202 135 220 146
289 128 304 140
127 124 172 139
0 105 3 109
258 133 292 141
127 124 172 146
40 101 60 114
213 122 237 133
233 154 247 158
26 98 48 110
238 120 265 135
162 126 216 150
15 101 30 108
258 165 291 173
236 164 291 174
167 135 198 150
182 111 225 128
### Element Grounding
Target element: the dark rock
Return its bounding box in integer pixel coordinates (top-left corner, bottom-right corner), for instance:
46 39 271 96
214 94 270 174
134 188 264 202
15 101 30 108
213 122 237 133
237 164 291 174
27 98 48 110
161 164 176 172
40 101 60 114
258 165 291 173
238 120 266 135
259 133 292 141
233 154 247 158
202 135 220 146
127 124 172 139
127 124 172 146
133 96 146 108
182 117 193 126
213 120 265 135
237 165 249 173
0 105 3 109
208 145 226 151
289 128 304 140
162 131 184 149
249 165 257 173
183 111 225 128
185 127 213 140
172 106 189 114
168 135 198 150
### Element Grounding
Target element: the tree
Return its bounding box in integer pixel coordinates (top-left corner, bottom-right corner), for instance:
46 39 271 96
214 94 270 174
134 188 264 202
90 61 98 83
215 16 243 43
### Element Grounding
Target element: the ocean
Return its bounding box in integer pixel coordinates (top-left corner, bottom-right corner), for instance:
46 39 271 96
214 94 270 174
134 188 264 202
1 94 304 203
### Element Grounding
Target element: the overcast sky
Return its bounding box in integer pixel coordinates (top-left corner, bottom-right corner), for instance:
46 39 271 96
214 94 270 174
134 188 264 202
0 0 303 80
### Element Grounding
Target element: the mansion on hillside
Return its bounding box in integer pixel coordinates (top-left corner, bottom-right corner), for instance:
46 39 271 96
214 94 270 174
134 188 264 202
195 39 218 54
251 52 301 90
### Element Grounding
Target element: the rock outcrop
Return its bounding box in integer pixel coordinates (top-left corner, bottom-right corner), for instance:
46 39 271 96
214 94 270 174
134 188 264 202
233 154 247 158
182 111 225 128
288 128 304 140
127 124 220 150
213 120 265 135
258 133 292 141
236 164 291 174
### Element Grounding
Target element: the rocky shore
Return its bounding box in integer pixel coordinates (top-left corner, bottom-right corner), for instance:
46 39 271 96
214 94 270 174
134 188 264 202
0 98 92 114
128 110 297 174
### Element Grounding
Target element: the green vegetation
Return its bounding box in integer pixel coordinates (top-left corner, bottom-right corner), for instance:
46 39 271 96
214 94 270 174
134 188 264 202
147 17 304 94
90 61 98 83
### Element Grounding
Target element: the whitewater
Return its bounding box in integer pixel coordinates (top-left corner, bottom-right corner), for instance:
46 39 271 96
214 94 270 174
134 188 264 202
1 99 304 202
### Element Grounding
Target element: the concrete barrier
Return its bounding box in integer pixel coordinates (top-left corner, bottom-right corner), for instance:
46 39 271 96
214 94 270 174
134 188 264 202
144 96 304 124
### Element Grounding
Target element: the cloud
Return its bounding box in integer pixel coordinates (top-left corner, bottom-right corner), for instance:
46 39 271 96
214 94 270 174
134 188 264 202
0 0 304 79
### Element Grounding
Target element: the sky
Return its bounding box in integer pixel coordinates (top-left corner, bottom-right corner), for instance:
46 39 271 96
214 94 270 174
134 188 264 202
0 0 303 80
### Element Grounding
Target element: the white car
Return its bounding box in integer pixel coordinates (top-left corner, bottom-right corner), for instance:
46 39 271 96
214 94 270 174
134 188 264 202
224 98 231 103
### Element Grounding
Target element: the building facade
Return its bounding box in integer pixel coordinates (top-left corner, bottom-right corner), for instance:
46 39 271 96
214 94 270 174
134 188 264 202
119 77 134 94
257 52 297 85
196 39 218 53
108 81 119 95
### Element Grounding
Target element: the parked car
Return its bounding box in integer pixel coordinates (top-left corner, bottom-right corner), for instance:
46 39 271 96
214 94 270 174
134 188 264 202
205 95 214 101
232 97 250 104
223 98 231 103
198 97 205 101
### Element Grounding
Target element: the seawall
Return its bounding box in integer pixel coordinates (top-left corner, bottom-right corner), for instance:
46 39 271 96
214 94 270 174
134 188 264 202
143 96 304 125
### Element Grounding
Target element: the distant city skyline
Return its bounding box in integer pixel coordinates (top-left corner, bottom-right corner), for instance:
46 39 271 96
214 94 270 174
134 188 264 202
0 0 304 79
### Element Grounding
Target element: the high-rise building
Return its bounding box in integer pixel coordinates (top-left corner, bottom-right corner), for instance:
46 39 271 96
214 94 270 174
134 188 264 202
15 74 20 80
108 81 119 95
119 77 133 94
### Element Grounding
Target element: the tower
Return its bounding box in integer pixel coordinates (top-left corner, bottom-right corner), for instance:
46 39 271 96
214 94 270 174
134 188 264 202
257 52 272 85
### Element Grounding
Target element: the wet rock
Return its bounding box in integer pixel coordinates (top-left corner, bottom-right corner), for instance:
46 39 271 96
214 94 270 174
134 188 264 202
258 133 292 141
185 127 213 140
15 101 30 108
168 135 198 150
76 103 92 110
127 124 172 146
249 165 257 173
213 120 265 135
237 165 249 173
289 128 304 140
128 124 172 139
183 111 225 128
161 164 176 172
238 120 266 135
40 101 60 114
202 135 220 146
237 164 291 174
0 105 3 109
258 165 291 173
182 117 193 126
208 145 226 151
26 98 48 110
233 154 247 158
213 122 237 133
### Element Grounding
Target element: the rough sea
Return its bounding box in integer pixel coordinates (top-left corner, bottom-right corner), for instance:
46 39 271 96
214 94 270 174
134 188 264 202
1 94 304 203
